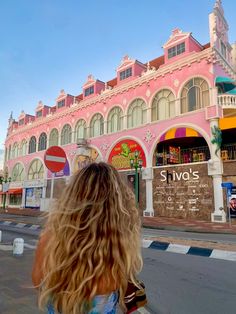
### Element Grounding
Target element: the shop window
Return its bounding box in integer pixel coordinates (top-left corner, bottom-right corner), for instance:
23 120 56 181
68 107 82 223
49 128 59 147
107 107 123 133
9 194 22 206
127 99 147 128
61 124 72 145
90 114 104 137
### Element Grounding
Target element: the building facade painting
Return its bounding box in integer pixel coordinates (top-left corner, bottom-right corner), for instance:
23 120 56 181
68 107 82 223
2 1 236 222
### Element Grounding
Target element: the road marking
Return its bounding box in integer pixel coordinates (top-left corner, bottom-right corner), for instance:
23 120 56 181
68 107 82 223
137 307 151 314
2 221 11 225
167 243 190 254
142 239 153 248
29 224 40 230
24 243 37 249
16 223 27 228
0 244 12 251
210 249 236 261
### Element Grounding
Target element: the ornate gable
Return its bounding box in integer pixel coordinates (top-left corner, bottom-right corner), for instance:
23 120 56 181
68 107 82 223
18 110 25 120
117 55 135 71
163 28 190 48
56 89 66 101
83 74 96 88
36 100 44 111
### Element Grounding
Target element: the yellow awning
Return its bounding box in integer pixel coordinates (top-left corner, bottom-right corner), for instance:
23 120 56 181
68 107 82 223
219 117 236 130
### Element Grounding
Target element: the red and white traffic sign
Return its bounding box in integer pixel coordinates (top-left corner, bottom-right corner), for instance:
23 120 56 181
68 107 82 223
44 146 67 173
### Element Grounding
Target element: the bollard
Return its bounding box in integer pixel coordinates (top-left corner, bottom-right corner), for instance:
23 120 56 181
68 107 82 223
13 238 24 256
0 230 2 242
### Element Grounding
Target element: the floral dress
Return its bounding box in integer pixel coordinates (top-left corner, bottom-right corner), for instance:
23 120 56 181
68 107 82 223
47 291 119 314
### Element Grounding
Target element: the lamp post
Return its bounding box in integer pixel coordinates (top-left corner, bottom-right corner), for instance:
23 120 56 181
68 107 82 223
0 176 11 210
130 150 143 206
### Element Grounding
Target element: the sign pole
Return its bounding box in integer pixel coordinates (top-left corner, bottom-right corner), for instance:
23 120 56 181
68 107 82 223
50 172 55 200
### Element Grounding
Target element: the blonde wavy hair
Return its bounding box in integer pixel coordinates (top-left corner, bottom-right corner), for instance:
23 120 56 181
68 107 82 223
38 162 143 313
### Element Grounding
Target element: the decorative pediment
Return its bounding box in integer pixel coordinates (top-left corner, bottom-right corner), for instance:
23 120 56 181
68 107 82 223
117 55 135 71
83 74 96 88
18 110 25 119
163 28 190 48
56 89 66 101
36 100 44 111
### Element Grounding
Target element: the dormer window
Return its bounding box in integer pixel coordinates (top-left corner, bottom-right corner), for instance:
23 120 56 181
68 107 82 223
120 67 132 80
58 99 65 108
168 42 185 59
85 85 94 97
19 119 24 126
36 110 42 118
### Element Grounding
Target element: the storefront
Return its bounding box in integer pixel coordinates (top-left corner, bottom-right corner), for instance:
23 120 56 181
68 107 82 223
23 179 47 209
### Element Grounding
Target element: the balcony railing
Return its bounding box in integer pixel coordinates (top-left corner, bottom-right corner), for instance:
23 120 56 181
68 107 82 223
218 94 236 109
155 143 236 166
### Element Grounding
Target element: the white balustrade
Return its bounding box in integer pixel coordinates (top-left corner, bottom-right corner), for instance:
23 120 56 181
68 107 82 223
218 94 236 108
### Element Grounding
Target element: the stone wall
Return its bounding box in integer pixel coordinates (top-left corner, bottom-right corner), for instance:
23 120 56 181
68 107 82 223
153 163 214 221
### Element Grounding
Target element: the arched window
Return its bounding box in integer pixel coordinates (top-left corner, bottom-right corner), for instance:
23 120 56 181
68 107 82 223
8 145 11 160
74 119 86 143
38 132 47 151
151 89 175 121
20 139 27 156
12 163 25 182
28 136 36 154
28 159 44 180
107 107 123 133
61 124 72 145
12 142 18 159
90 114 104 137
127 99 147 128
4 148 7 163
181 77 209 113
49 129 59 147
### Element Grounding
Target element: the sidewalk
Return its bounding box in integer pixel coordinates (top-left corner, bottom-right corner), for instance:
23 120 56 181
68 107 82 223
142 216 236 234
1 207 236 234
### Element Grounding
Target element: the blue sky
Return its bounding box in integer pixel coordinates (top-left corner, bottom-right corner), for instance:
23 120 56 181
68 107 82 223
0 0 235 153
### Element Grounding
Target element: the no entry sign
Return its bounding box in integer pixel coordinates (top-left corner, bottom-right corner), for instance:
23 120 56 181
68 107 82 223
44 146 67 173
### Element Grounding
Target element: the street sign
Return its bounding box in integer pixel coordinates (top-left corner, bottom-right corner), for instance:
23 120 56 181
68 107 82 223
221 182 233 189
44 146 67 173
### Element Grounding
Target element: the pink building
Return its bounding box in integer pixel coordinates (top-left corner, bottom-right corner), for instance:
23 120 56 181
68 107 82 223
2 0 236 223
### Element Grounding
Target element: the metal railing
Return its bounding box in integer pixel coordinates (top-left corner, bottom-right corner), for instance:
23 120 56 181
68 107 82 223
155 143 236 166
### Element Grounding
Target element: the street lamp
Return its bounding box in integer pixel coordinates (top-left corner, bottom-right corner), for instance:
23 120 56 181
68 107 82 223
0 176 11 210
130 150 143 206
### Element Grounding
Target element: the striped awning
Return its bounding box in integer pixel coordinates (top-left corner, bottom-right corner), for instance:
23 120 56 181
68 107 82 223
159 127 202 142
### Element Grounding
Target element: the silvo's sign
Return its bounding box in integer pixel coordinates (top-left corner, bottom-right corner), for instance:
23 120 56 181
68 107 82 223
108 139 146 170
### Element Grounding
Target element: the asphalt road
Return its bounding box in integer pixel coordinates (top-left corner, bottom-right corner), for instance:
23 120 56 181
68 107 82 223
1 228 236 314
140 248 236 314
